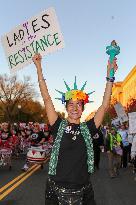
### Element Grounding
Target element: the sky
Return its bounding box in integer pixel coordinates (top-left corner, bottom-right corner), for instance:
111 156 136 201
0 0 136 120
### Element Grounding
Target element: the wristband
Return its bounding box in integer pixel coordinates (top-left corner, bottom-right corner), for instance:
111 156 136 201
106 76 115 82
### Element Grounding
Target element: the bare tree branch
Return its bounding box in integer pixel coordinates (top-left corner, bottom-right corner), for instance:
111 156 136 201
0 74 36 122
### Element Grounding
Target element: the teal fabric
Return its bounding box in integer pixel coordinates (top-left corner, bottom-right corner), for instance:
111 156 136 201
48 119 94 175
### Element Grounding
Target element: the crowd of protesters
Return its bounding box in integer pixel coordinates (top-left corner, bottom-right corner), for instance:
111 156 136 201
102 122 136 179
0 120 136 180
0 121 53 170
80 121 136 180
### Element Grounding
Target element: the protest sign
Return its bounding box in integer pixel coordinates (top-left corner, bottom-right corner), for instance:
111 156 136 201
114 103 128 123
1 7 64 72
128 112 136 134
111 117 121 127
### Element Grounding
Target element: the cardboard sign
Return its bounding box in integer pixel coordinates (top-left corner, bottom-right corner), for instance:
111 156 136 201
111 117 121 127
128 112 136 134
1 7 64 72
114 103 128 123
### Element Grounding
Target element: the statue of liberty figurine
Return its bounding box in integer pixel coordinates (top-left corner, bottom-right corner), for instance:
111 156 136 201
106 40 120 78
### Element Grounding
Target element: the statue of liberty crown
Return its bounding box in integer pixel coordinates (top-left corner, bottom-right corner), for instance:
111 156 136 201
55 76 94 104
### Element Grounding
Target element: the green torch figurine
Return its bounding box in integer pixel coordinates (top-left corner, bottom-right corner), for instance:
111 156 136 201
106 40 120 78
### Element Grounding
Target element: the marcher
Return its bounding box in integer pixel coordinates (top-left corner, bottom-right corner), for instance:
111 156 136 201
22 122 45 171
127 129 134 165
106 127 122 178
0 122 12 148
33 53 118 205
0 122 13 169
93 128 104 170
131 134 136 179
118 124 129 168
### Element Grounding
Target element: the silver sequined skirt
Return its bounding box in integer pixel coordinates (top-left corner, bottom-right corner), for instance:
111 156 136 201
45 177 96 205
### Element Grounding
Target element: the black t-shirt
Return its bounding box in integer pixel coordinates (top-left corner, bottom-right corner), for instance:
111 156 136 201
30 131 45 145
50 117 98 188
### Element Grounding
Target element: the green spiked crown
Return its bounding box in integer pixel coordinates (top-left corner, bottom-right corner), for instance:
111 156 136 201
55 76 94 104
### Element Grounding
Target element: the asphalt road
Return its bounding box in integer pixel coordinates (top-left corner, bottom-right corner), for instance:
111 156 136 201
0 154 136 205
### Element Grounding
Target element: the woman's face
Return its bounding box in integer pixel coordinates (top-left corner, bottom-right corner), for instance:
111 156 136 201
3 123 9 130
120 125 125 130
66 99 83 120
26 130 31 135
33 123 40 132
111 129 116 135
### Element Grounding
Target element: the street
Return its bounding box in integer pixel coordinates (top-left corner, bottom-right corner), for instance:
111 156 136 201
0 153 136 205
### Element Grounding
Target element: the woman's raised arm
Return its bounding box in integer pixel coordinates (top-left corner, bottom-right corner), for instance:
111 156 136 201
94 59 118 128
33 53 58 126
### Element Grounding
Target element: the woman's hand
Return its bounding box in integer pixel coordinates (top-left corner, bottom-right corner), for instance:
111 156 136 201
107 57 118 77
32 53 42 69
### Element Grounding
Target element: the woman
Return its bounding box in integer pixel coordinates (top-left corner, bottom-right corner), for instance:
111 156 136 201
0 122 12 148
93 128 104 170
33 53 117 205
22 122 45 171
106 127 122 178
118 124 129 168
0 122 12 169
131 133 136 178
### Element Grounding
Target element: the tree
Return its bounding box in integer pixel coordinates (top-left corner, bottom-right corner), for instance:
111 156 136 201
103 105 117 125
0 74 36 122
103 98 117 125
126 98 136 113
21 100 48 123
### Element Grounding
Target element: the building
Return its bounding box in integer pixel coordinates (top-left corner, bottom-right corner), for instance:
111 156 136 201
111 66 136 107
86 111 96 121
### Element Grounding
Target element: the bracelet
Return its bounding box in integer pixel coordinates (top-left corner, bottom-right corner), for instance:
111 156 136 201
38 78 46 83
106 77 115 82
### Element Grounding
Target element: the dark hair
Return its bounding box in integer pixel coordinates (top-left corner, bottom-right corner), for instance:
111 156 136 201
110 126 117 133
65 100 84 110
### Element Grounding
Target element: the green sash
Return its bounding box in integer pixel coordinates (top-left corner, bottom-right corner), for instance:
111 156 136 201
48 119 94 175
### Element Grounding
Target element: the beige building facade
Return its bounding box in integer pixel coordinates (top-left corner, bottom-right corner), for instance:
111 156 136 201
111 66 136 107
